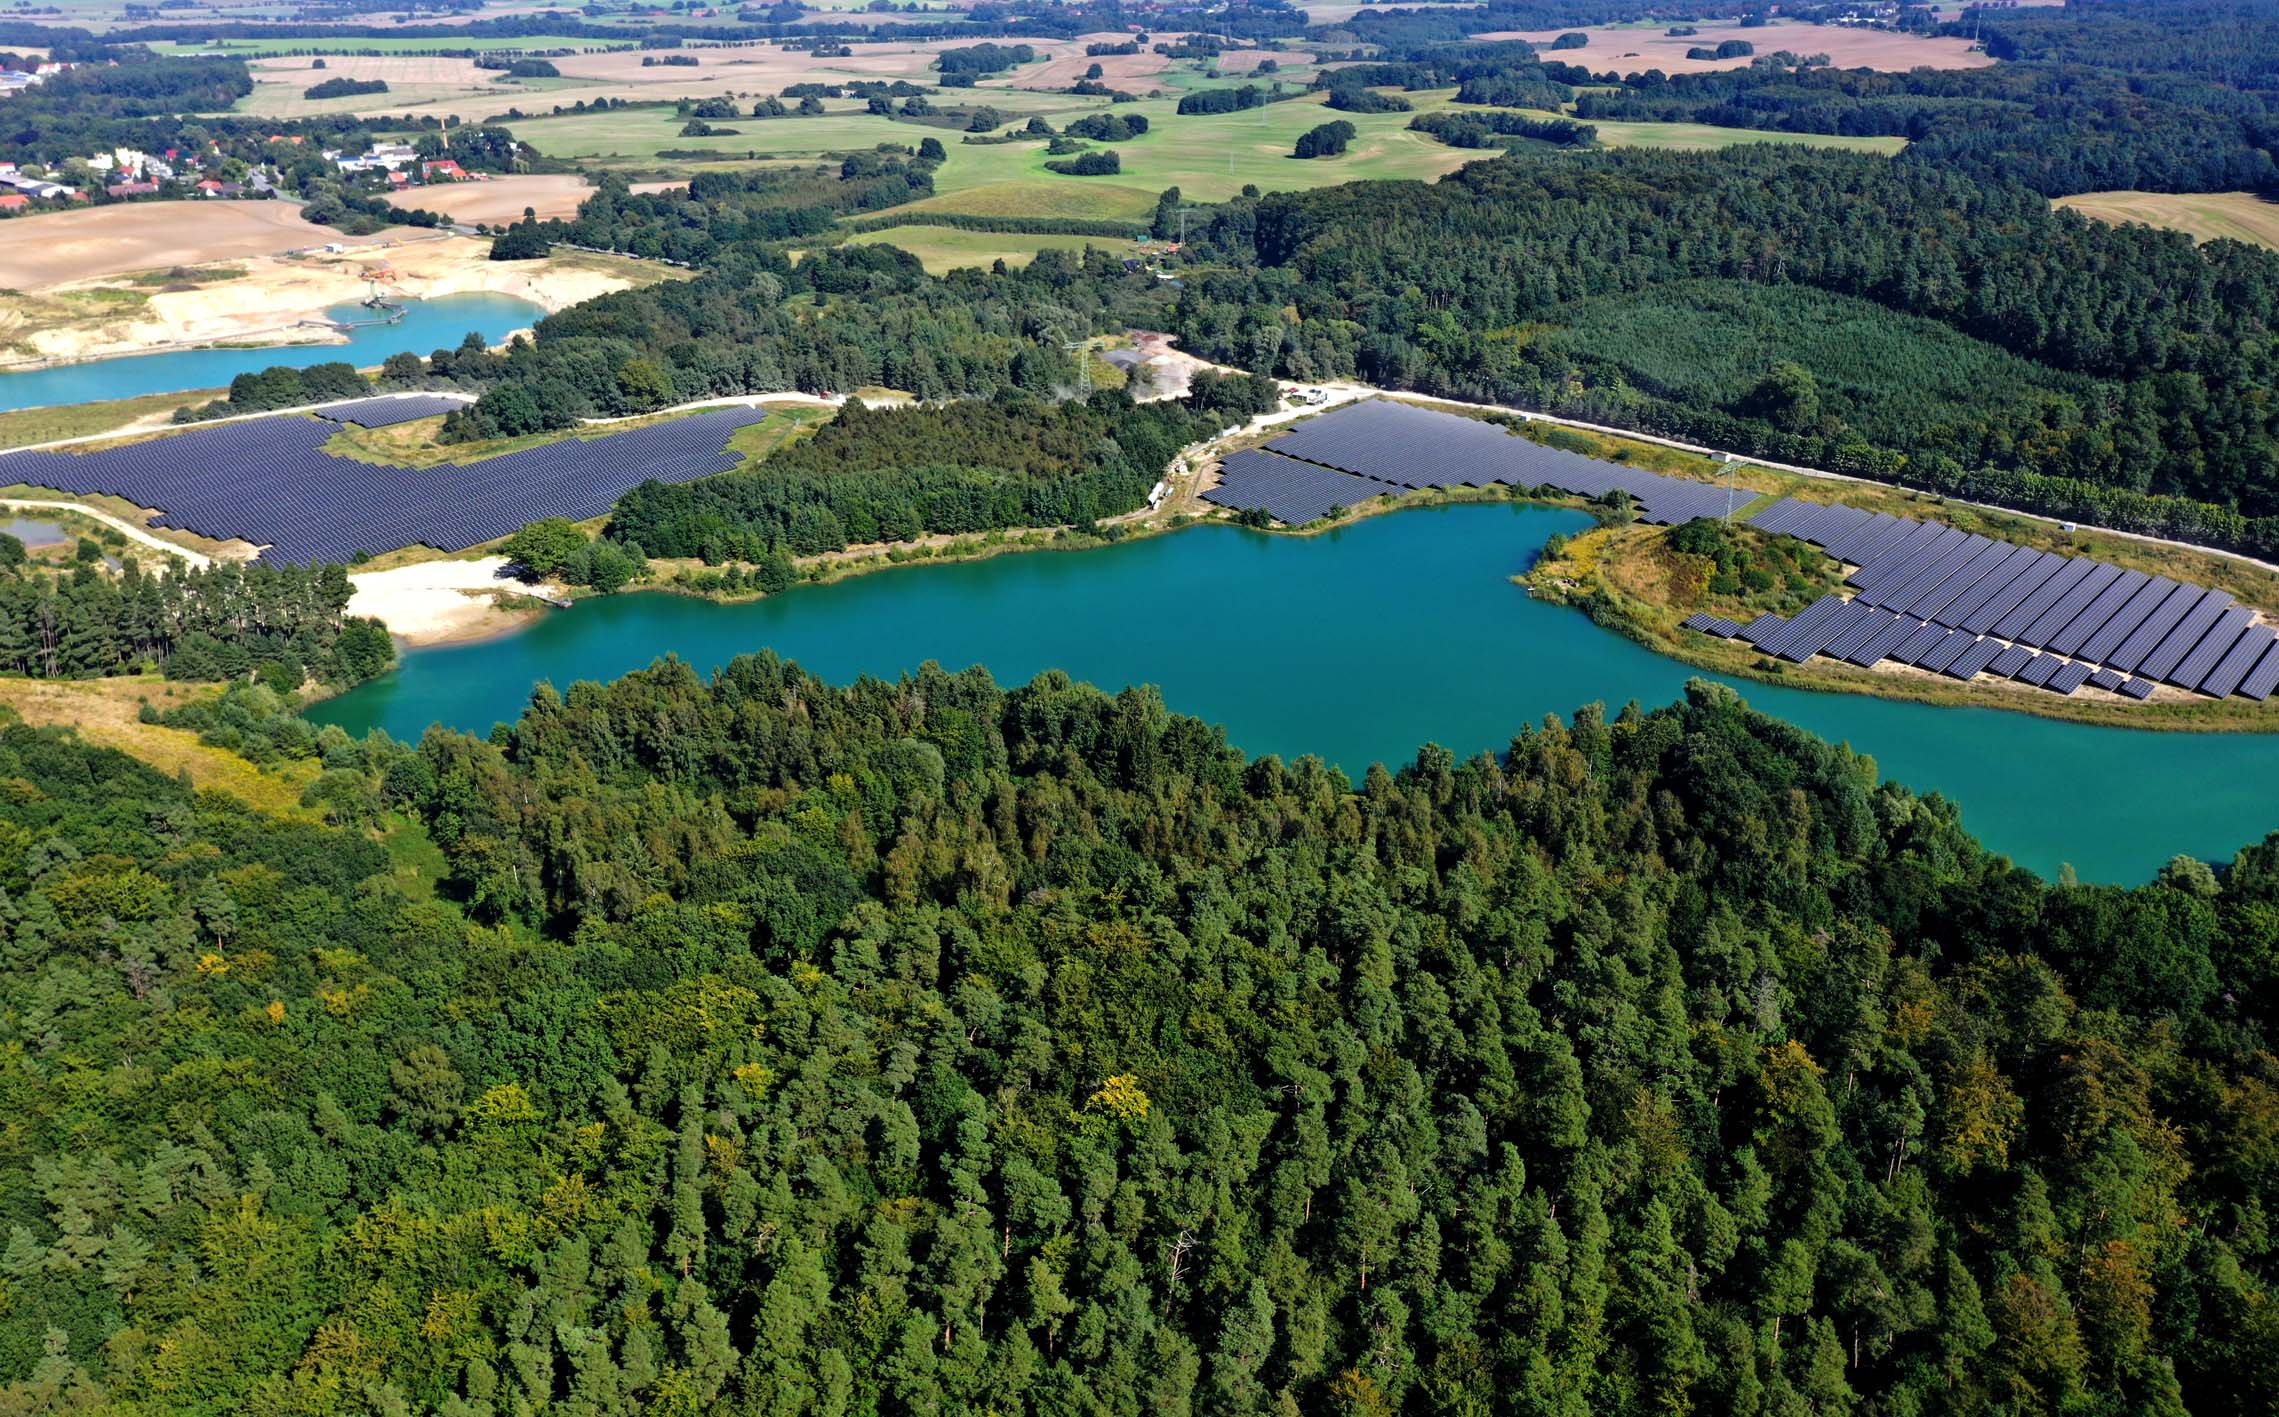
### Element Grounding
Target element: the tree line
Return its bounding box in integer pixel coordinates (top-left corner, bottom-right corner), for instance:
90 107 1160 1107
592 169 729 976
0 557 393 686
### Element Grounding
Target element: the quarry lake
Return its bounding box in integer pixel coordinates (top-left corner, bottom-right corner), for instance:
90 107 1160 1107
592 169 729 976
312 502 2279 883
0 293 544 413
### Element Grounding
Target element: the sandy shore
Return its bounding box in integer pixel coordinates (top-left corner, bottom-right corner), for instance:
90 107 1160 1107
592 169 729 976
349 555 566 646
6 237 647 370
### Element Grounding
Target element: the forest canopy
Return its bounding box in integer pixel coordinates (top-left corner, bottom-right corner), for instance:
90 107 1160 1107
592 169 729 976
0 665 2273 1413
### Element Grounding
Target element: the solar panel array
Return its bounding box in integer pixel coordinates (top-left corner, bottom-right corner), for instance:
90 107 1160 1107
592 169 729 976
311 393 476 428
1206 400 1742 528
1202 448 1394 525
1681 612 1743 637
1704 496 2279 702
0 407 775 565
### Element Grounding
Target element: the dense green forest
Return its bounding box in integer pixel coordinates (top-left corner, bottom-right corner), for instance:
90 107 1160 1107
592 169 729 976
1 664 2274 1413
1565 62 2279 196
607 376 1279 560
0 559 392 686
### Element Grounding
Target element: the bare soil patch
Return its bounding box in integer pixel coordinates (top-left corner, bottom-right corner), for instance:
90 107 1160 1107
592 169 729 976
1477 21 1994 75
384 173 596 224
0 201 397 290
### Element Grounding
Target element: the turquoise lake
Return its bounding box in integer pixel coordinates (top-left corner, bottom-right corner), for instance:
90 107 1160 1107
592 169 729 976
0 293 542 413
311 502 2279 884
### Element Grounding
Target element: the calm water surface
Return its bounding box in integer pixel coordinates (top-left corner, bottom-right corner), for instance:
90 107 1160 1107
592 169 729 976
312 503 2279 883
0 294 543 412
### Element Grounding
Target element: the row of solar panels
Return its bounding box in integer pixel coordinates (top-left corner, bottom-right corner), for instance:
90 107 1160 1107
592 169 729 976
310 393 476 429
0 406 775 565
1207 400 1742 526
1742 497 2279 702
1700 590 2279 701
1202 448 1395 525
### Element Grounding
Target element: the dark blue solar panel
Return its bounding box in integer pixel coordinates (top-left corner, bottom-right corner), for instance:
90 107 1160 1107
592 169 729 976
2168 609 2251 689
2017 561 2120 648
1992 558 2095 642
2016 654 2062 687
2106 584 2207 674
1755 595 1848 659
1939 545 2045 629
1826 606 1899 662
1263 400 1739 523
1825 512 1906 565
1781 599 1873 662
2044 569 2149 658
1747 499 1808 535
1960 551 2067 634
1867 533 1981 610
312 393 474 427
2086 667 2127 692
1205 449 1392 525
2118 677 2158 700
1850 614 1924 666
1919 632 1973 673
2199 625 2276 697
1893 623 1951 663
1944 637 2004 680
2239 638 2279 700
1802 504 1874 550
2045 660 2093 695
1905 539 2013 621
0 405 776 565
2077 576 2180 665
1852 521 1952 590
1988 645 2035 678
2137 591 2235 683
1740 611 1787 646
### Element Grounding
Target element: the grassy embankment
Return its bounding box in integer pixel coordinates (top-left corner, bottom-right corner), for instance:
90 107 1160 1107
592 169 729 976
0 388 224 451
0 677 320 815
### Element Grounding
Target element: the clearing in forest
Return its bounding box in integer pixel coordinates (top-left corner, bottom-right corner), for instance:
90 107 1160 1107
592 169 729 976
2055 190 2279 251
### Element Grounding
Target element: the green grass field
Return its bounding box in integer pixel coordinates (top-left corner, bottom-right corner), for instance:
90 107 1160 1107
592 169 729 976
2055 190 2279 252
844 224 1143 273
504 84 1907 217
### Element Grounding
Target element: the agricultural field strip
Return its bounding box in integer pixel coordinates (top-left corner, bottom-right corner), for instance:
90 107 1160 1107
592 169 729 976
0 405 774 565
1712 496 2279 700
1204 398 1740 526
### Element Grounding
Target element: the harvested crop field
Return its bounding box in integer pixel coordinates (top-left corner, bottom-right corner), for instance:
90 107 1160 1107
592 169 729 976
1476 21 1994 74
383 174 598 224
1218 48 1312 74
1009 33 1180 88
2055 190 2279 251
240 54 517 119
0 201 395 290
